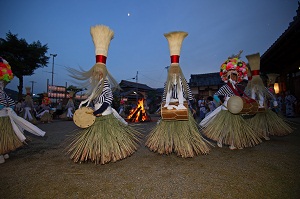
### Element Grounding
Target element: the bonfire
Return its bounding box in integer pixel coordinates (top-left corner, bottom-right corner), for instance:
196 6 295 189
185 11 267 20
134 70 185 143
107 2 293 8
127 98 151 122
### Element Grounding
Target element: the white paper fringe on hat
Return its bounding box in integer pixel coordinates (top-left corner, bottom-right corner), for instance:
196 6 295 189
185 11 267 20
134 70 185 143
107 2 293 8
164 31 188 64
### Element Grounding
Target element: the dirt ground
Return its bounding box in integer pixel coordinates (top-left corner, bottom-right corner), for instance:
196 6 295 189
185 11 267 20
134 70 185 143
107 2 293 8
1 115 300 199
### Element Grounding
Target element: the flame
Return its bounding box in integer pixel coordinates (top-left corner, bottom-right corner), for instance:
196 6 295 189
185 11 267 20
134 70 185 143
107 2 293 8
127 98 150 122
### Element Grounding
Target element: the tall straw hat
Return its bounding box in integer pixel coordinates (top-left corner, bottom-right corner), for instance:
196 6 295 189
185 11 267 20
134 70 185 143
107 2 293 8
69 24 121 102
90 25 114 65
25 87 31 95
266 73 279 86
68 91 75 98
246 53 260 77
266 73 279 93
163 31 190 100
245 52 268 98
164 31 188 65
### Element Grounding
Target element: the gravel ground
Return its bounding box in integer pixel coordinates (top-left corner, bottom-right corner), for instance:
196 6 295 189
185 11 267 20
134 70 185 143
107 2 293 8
0 115 300 199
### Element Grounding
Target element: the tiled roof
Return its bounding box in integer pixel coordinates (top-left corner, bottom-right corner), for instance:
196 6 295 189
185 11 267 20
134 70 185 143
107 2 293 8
120 89 142 97
261 1 300 58
189 72 224 87
119 80 154 91
155 88 164 95
260 2 300 75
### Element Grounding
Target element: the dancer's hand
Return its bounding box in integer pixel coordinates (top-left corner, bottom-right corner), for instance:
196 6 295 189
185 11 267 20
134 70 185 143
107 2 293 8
85 110 94 115
79 99 89 109
176 104 187 110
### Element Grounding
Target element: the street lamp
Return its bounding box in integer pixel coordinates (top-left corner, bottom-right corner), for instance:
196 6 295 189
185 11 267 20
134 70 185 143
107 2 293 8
50 53 57 86
29 81 37 96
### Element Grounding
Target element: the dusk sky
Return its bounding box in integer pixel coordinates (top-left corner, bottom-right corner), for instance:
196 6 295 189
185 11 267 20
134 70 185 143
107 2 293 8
1 0 299 94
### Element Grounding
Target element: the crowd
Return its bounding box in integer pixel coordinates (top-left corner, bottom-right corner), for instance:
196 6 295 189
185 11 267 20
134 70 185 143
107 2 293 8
1 25 298 166
194 90 298 123
13 92 76 124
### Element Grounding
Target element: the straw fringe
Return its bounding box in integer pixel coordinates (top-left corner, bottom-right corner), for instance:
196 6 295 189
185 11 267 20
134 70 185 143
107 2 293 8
90 25 114 56
20 110 38 124
145 112 212 158
267 73 279 85
249 109 293 137
0 116 24 154
202 110 262 148
40 112 52 123
66 114 141 165
164 31 188 56
246 53 260 71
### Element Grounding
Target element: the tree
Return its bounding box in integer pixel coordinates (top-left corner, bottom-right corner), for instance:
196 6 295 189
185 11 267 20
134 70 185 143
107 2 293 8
0 31 49 100
66 85 84 94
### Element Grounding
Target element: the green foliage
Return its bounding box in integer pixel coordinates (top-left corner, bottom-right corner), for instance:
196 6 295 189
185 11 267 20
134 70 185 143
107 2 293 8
66 85 84 94
0 31 49 99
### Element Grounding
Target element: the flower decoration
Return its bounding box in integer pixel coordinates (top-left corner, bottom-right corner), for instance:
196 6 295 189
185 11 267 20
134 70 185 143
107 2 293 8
0 57 14 82
42 93 51 105
220 57 248 83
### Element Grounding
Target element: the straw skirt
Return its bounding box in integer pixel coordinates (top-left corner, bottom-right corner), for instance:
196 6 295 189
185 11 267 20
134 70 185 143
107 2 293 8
202 110 262 149
66 113 141 164
249 109 293 138
0 116 23 154
145 111 211 158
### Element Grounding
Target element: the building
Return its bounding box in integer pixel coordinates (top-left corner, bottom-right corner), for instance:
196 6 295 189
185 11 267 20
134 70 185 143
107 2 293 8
118 80 165 114
119 80 155 103
260 2 300 99
190 3 300 103
189 72 224 99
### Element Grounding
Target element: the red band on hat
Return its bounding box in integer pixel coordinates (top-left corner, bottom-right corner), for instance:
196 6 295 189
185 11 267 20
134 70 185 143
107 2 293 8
252 70 260 76
96 55 107 64
170 55 180 63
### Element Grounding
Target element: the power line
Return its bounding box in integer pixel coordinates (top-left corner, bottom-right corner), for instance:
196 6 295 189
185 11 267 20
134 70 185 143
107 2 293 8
138 71 166 84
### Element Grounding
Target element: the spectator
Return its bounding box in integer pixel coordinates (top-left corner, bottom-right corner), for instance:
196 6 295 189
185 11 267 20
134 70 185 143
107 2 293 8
205 96 216 117
198 96 207 121
285 91 297 117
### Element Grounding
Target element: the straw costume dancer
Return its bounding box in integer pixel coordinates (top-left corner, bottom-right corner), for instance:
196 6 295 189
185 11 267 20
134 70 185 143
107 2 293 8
266 73 280 113
36 93 52 123
21 87 37 124
285 90 297 117
245 53 293 138
145 31 211 158
65 25 141 164
200 51 262 150
65 91 75 119
60 91 75 120
0 57 45 164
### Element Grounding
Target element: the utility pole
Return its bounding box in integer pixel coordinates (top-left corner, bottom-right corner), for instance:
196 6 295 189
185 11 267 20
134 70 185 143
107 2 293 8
29 81 37 96
50 53 57 86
